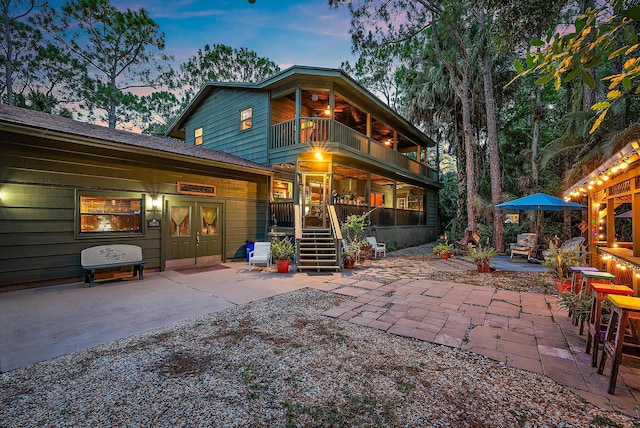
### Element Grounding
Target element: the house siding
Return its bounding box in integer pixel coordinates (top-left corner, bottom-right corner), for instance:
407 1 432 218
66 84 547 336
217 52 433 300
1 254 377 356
185 88 270 165
0 136 269 287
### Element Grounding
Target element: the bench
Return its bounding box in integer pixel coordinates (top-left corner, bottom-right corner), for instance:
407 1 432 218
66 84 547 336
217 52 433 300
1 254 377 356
81 244 144 287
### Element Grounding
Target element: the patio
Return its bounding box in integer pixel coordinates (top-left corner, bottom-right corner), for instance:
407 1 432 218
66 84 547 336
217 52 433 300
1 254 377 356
322 255 640 416
1 250 639 420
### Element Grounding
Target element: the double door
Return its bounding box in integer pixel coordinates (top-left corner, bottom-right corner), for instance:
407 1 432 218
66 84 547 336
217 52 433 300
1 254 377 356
164 197 223 268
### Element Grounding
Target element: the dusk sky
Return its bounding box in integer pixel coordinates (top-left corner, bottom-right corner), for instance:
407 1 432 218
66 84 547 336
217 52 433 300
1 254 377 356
111 0 358 70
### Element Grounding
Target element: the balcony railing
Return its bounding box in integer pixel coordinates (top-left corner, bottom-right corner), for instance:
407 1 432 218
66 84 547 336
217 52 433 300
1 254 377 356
270 117 438 181
271 202 427 228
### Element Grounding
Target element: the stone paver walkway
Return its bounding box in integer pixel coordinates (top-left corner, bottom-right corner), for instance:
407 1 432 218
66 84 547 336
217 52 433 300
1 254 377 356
320 259 640 417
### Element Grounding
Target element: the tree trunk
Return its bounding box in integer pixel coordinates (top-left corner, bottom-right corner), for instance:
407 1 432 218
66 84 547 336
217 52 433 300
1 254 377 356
480 10 504 253
532 68 541 187
431 19 477 234
459 82 477 233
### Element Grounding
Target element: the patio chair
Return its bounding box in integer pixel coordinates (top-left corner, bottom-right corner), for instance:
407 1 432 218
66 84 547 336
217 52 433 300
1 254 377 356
248 241 271 271
366 236 386 258
542 236 586 261
509 233 538 259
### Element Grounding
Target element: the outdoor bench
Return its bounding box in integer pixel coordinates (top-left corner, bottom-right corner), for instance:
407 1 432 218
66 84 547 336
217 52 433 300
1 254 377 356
81 244 144 287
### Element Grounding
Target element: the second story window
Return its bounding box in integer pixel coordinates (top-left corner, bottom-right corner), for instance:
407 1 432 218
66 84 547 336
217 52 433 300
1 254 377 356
194 127 203 145
240 107 253 131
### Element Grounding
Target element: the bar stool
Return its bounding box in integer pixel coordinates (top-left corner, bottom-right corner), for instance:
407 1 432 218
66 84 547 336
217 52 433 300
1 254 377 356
597 294 640 395
567 266 599 319
585 283 634 367
576 271 616 333
569 266 599 294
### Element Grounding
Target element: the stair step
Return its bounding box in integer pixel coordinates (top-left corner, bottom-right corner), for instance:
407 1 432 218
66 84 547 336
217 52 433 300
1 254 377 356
296 226 341 272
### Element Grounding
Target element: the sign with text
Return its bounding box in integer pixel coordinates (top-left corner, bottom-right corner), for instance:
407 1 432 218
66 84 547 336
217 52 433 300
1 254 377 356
177 182 216 196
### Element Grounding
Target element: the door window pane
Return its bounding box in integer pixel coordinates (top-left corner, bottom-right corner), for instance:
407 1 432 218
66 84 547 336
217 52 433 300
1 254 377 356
171 206 191 237
201 207 217 235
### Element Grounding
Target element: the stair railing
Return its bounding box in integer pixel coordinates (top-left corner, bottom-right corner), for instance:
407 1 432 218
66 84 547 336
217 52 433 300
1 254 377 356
328 204 343 264
294 204 302 264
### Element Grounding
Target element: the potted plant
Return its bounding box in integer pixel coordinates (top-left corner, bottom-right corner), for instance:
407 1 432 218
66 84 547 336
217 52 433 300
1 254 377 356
342 240 360 268
270 237 295 273
543 240 587 292
469 244 497 273
433 243 453 259
359 240 373 261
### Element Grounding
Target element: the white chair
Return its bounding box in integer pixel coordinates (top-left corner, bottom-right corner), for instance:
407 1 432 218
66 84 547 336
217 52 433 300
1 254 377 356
248 242 271 271
366 236 386 258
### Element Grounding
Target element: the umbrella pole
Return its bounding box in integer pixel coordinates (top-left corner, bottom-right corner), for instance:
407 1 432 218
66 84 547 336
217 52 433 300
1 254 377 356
535 210 543 240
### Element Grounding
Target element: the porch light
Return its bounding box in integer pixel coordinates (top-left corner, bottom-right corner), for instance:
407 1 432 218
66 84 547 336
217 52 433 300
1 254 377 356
152 198 161 209
324 105 331 115
619 160 629 169
315 151 323 160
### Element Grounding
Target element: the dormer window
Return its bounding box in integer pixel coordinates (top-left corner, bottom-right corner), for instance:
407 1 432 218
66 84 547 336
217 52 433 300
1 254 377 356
240 107 253 131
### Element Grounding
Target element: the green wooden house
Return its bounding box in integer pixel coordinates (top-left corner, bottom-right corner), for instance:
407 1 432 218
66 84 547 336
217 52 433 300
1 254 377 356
0 104 273 287
168 66 441 271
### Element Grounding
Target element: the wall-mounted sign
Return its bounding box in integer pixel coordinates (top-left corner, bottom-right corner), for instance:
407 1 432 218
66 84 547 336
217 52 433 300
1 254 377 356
177 181 216 196
148 219 160 227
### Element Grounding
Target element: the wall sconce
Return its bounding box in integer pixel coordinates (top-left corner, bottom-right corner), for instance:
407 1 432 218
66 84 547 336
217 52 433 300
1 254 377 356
151 197 161 209
315 151 323 160
0 190 3 200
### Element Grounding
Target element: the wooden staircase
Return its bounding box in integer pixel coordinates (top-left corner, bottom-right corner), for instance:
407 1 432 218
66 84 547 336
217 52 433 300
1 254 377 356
296 228 342 272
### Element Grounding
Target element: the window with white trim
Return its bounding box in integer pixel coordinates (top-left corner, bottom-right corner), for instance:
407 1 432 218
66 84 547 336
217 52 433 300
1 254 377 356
240 107 253 131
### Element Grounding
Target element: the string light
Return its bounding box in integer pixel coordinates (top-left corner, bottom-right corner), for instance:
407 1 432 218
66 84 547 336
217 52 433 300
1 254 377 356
598 250 640 283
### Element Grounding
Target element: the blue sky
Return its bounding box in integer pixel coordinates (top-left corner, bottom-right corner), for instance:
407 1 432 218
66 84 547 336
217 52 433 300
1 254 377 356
111 0 357 70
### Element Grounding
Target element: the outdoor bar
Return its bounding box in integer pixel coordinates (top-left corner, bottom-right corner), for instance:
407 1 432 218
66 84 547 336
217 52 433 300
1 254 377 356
563 140 640 295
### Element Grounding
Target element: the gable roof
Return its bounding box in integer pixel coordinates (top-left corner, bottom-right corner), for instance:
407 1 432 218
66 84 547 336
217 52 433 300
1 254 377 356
0 104 272 175
167 65 435 148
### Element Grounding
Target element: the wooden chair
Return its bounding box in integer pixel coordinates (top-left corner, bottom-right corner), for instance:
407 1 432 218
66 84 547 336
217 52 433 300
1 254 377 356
248 242 271 271
366 236 386 258
509 233 538 259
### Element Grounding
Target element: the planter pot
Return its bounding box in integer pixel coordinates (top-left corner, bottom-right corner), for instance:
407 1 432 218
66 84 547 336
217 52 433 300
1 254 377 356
344 257 355 269
275 259 290 273
359 246 373 261
554 278 572 293
440 253 452 260
477 262 490 273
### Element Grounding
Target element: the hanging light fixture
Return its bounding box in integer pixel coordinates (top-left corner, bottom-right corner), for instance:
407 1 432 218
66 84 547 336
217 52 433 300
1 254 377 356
311 92 319 101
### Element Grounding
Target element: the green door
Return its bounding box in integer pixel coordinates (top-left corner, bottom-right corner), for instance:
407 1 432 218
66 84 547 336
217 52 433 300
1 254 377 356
165 198 223 269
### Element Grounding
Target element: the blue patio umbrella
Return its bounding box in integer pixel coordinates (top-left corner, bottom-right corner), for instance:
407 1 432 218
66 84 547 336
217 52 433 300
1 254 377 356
496 193 586 245
495 193 586 212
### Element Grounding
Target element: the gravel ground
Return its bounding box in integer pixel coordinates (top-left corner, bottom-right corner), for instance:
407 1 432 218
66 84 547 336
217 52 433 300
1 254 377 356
356 243 555 295
2 286 638 427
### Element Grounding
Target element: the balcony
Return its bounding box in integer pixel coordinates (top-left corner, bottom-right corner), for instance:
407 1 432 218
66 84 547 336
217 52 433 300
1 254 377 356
270 117 438 182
